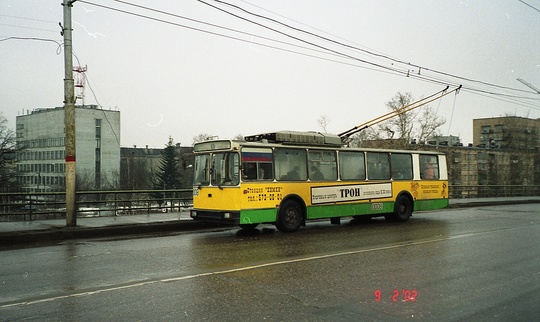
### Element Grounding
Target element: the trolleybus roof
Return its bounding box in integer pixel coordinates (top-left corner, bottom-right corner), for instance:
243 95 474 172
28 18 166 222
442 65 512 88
244 131 343 147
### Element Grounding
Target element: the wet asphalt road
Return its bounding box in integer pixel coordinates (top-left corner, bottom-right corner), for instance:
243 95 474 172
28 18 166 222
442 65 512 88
1 204 539 321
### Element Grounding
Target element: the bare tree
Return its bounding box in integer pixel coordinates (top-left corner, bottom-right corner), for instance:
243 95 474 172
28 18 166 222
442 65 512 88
0 114 18 192
416 106 446 142
317 115 331 133
192 133 217 144
121 152 154 190
384 92 416 143
351 92 445 149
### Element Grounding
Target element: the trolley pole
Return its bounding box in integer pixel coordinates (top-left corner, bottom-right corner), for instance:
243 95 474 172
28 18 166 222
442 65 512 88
63 0 77 226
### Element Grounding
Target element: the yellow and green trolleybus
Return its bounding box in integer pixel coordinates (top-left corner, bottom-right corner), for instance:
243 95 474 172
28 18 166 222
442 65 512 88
190 131 448 232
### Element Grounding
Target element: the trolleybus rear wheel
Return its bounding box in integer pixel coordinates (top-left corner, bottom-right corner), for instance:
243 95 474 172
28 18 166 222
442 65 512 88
276 200 303 233
392 195 412 222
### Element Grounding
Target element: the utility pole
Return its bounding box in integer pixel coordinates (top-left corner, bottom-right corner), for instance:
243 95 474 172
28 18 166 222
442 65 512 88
63 0 77 226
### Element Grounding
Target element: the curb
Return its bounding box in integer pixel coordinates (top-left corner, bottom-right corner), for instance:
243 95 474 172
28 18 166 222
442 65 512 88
2 199 539 246
447 198 540 209
0 221 226 247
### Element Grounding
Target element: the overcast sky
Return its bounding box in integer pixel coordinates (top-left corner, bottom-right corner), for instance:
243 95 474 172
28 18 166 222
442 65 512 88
1 0 539 148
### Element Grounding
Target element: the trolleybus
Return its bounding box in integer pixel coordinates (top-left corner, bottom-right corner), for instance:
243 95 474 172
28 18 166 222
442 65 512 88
190 131 448 232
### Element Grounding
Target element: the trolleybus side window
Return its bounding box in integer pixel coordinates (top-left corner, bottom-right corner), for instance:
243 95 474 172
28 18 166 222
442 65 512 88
308 150 337 181
420 154 439 180
241 147 273 181
367 152 391 180
339 151 366 181
391 153 413 180
275 148 307 181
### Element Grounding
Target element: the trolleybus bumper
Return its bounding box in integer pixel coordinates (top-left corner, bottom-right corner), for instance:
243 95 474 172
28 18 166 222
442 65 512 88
190 210 240 223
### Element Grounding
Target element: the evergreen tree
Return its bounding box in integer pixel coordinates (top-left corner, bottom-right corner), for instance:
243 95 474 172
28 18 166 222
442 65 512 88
153 137 181 206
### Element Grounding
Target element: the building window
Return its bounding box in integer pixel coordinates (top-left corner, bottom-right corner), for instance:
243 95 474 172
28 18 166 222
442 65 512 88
95 119 102 189
95 119 101 138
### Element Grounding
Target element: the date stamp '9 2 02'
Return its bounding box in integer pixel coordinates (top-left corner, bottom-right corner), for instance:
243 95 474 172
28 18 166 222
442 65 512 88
374 289 418 302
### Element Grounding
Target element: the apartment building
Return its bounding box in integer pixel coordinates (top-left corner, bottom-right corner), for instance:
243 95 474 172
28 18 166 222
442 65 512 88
473 116 540 149
16 105 120 192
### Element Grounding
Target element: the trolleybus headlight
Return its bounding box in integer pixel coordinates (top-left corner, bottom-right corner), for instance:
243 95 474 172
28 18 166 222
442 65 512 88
190 210 197 217
223 212 232 219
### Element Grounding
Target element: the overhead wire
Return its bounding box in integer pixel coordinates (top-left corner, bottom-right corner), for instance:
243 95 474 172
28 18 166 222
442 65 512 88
84 0 413 79
518 0 540 13
63 1 539 113
108 0 404 75
0 23 59 33
77 0 410 77
196 0 413 78
0 14 58 24
0 37 63 54
194 0 540 112
208 0 539 96
0 14 59 34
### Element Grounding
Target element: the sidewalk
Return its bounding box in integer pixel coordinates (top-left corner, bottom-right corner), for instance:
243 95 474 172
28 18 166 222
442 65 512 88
1 210 193 233
447 196 540 208
1 197 539 245
0 210 210 246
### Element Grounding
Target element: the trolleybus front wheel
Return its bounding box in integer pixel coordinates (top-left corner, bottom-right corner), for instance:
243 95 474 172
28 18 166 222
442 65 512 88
276 200 303 233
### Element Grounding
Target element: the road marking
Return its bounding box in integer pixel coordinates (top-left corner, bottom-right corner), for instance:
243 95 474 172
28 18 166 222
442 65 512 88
1 224 537 309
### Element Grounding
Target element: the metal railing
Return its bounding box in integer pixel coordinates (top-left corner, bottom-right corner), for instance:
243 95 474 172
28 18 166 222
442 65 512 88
0 189 193 221
1 185 539 221
448 185 540 199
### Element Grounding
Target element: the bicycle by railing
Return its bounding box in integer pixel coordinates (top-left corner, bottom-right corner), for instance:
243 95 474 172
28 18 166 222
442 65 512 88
0 189 193 221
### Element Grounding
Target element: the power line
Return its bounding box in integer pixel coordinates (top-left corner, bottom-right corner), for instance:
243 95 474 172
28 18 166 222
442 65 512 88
0 14 58 24
518 0 540 13
197 0 411 78
196 0 540 108
207 0 539 96
238 0 398 67
77 0 409 76
0 23 58 33
197 0 540 110
92 0 411 77
108 0 387 67
73 1 540 108
0 36 63 54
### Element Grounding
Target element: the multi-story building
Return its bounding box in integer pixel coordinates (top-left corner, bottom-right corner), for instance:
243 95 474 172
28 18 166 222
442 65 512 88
439 145 538 197
473 116 540 149
16 105 120 192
